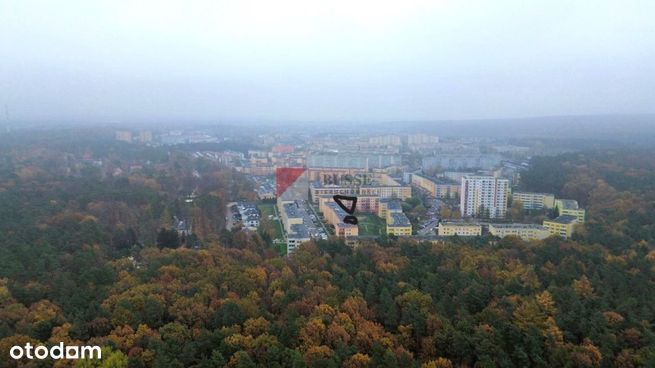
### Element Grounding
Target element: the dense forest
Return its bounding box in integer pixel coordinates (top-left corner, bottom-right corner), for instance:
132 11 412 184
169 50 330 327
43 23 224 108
1 136 655 367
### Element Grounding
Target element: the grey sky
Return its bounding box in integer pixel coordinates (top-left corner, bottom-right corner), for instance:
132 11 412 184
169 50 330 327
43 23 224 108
1 0 654 123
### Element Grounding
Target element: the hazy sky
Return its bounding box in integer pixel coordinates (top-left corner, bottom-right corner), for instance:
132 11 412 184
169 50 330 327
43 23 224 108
1 0 654 123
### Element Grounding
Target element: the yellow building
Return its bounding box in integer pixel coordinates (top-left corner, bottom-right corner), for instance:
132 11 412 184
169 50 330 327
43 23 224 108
489 223 550 240
335 222 359 238
512 191 555 210
555 199 586 223
378 198 403 219
386 212 412 236
278 199 304 233
310 173 411 203
543 215 578 239
411 174 460 199
438 222 482 236
321 202 359 239
411 174 436 196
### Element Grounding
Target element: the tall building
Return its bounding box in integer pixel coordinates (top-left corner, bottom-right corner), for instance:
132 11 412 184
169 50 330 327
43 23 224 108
407 134 439 145
369 135 401 146
460 176 509 218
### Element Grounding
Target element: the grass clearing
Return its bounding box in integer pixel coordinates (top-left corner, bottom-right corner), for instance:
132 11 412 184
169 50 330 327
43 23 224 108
357 212 385 236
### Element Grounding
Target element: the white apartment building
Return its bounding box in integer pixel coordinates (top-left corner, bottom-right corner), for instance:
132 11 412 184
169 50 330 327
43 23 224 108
460 176 509 219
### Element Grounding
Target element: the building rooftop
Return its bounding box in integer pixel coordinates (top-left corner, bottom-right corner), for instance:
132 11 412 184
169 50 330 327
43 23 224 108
326 202 348 218
388 212 411 227
491 223 547 230
385 200 402 211
513 191 554 196
557 199 579 209
283 203 302 218
547 215 578 224
440 221 481 227
289 223 310 238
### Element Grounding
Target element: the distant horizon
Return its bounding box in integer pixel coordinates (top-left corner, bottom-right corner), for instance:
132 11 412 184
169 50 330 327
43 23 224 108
2 1 654 122
4 112 655 127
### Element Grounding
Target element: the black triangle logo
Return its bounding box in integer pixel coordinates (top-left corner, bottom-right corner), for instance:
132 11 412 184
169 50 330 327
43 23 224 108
333 195 357 215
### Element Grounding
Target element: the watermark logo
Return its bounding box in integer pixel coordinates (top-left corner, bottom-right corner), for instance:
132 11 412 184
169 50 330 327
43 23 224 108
333 195 358 225
276 167 309 201
10 343 102 360
321 173 373 187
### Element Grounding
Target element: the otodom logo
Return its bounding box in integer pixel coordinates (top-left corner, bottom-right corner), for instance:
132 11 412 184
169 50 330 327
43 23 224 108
9 343 102 360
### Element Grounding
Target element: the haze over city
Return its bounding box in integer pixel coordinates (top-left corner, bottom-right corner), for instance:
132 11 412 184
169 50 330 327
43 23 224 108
2 0 654 123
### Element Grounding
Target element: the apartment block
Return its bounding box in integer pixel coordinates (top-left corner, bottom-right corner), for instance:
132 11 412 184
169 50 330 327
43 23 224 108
488 223 550 240
378 198 403 219
543 215 578 239
460 176 509 219
512 191 555 210
411 174 460 199
555 199 586 223
437 222 482 237
310 173 411 203
321 202 359 238
386 212 412 236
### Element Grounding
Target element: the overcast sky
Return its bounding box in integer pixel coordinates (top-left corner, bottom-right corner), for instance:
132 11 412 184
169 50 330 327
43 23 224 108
1 0 654 123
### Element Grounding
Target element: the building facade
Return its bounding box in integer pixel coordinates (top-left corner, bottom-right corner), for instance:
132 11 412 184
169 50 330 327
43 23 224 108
460 176 509 219
512 191 555 210
437 222 482 237
488 223 550 240
543 215 578 239
386 212 412 236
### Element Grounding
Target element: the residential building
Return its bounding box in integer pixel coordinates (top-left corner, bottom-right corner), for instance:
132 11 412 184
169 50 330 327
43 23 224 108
489 223 550 240
308 152 401 169
555 199 586 223
437 222 482 237
406 134 439 145
512 191 555 210
412 174 461 199
378 198 403 219
287 224 311 254
543 215 578 239
321 202 359 239
386 212 412 236
310 173 411 203
278 199 303 233
369 135 402 146
423 154 502 170
460 176 509 219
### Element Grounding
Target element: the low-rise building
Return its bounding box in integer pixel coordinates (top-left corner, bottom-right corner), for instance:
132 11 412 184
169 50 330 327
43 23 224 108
378 198 403 219
287 224 311 254
386 212 412 236
543 215 578 239
489 223 550 240
555 199 586 223
437 222 482 237
411 174 460 199
512 191 555 210
310 172 411 203
322 202 360 239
